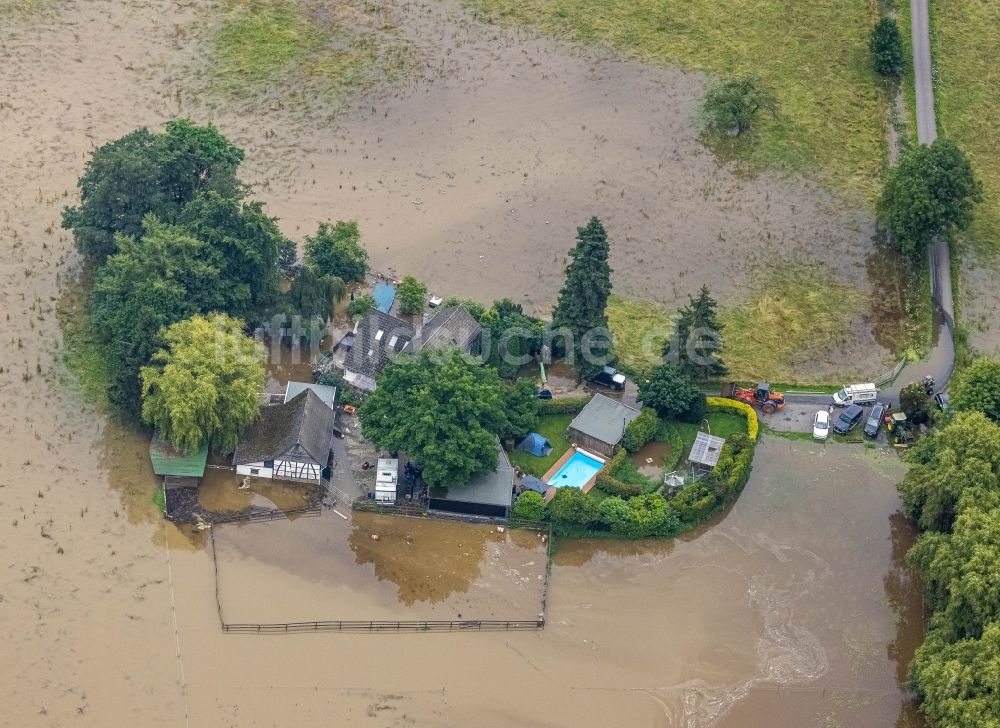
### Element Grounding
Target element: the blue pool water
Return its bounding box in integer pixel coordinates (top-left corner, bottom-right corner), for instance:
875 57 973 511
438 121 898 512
547 451 604 489
373 283 397 313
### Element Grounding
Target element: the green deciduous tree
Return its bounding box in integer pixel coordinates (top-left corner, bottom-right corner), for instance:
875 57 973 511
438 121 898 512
358 349 535 487
638 364 706 422
480 299 544 378
438 296 486 320
951 358 1000 422
702 78 778 136
283 266 346 323
178 191 288 322
303 220 369 282
512 491 546 522
62 120 245 260
397 275 428 315
665 284 726 379
900 381 933 425
870 17 905 78
879 139 983 258
551 217 614 381
140 313 265 453
90 216 224 416
347 293 377 318
549 487 601 533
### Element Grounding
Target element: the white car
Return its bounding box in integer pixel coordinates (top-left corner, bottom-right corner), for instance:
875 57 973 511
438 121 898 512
813 410 830 441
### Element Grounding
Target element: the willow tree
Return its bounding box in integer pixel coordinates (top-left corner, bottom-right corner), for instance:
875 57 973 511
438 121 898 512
140 313 265 453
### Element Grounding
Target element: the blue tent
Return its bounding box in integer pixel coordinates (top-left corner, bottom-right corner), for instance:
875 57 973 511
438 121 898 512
517 432 552 457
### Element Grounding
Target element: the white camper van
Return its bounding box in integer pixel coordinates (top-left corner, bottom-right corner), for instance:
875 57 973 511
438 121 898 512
374 458 399 504
833 383 878 407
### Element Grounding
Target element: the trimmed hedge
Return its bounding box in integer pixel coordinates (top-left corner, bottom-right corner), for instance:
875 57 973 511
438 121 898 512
537 396 590 415
593 448 641 497
623 408 659 452
706 397 759 440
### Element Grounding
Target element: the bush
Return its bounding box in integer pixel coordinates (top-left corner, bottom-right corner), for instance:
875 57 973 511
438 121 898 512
512 491 546 522
671 483 719 524
537 396 590 415
706 397 759 440
638 365 704 421
347 293 377 318
549 487 601 534
594 473 642 498
623 408 659 452
870 17 905 78
397 275 427 315
304 221 368 282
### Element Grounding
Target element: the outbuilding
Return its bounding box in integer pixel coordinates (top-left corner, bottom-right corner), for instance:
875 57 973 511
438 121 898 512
149 433 208 491
688 431 726 473
428 440 514 518
566 394 642 457
233 389 335 484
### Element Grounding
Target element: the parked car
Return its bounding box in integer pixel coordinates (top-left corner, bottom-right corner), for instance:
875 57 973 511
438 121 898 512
589 365 626 391
934 392 950 411
864 402 886 438
833 383 878 407
536 388 553 400
833 404 865 435
812 410 830 441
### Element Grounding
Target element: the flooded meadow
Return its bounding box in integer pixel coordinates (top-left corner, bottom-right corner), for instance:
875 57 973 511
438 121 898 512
0 0 930 725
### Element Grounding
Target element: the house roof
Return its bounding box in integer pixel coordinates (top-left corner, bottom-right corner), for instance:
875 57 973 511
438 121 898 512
343 309 416 381
233 390 335 466
414 305 482 352
568 394 642 446
284 381 338 410
429 440 514 508
688 431 726 468
149 434 208 478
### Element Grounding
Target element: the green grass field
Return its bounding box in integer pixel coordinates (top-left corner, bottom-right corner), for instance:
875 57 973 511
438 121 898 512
467 0 886 201
606 296 673 375
508 413 573 477
719 264 865 383
56 270 111 410
932 0 1000 253
212 0 412 104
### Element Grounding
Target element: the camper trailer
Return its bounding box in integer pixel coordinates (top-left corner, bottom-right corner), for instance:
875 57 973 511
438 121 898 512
374 458 398 504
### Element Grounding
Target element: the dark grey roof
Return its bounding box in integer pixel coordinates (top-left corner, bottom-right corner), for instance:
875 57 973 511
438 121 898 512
233 390 335 466
568 394 642 446
415 306 482 353
429 440 514 508
343 309 416 380
688 431 726 468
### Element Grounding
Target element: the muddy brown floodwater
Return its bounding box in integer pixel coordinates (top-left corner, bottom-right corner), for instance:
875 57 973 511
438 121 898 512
1 0 928 725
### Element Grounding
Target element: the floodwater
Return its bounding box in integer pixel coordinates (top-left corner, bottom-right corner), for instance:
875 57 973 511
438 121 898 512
629 439 672 478
0 0 927 725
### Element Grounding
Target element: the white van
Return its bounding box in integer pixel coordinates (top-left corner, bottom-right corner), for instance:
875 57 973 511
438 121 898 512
833 383 878 407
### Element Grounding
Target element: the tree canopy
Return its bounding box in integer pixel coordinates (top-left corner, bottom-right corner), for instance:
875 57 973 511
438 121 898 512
702 78 778 136
140 313 265 453
879 139 982 257
897 410 1000 726
480 299 544 378
397 275 427 315
282 265 345 324
551 217 614 380
62 120 244 260
358 349 536 487
90 216 224 415
950 358 1000 422
512 491 546 522
303 220 369 282
665 284 726 379
870 17 905 78
637 364 706 422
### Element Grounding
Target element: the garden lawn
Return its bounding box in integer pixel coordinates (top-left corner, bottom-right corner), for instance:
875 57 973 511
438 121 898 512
508 413 573 477
663 412 746 470
932 0 1000 252
467 0 886 201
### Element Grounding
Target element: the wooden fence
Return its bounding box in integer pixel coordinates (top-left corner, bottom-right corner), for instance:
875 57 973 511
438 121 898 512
873 356 908 388
222 619 543 634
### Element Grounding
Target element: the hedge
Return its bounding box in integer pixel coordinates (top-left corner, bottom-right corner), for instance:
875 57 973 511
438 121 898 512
594 447 642 497
705 397 759 440
537 396 590 415
623 408 659 452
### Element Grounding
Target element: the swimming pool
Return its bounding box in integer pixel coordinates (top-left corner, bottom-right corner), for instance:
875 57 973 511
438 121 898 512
546 450 604 489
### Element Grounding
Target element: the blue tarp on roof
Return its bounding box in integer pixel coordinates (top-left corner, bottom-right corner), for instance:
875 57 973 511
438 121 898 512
517 432 552 457
373 283 397 313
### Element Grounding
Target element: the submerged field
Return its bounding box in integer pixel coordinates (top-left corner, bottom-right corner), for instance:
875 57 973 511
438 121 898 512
467 0 886 201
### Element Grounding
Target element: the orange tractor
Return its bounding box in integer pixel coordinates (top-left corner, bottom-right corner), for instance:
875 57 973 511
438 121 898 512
726 381 785 414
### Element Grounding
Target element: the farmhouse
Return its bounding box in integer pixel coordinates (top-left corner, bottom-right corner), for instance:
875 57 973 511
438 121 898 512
233 389 335 484
149 433 208 491
428 439 514 518
341 305 483 392
567 394 642 457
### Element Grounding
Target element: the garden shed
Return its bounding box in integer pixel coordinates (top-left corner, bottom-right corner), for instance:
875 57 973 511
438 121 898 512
149 434 209 490
688 431 726 472
567 394 641 457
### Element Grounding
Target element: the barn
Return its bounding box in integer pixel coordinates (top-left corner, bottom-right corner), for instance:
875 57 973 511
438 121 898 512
232 389 335 484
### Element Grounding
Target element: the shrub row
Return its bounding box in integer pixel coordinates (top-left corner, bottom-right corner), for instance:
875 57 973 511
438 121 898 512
537 396 591 415
669 433 756 525
593 448 642 497
705 397 759 440
623 408 659 452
